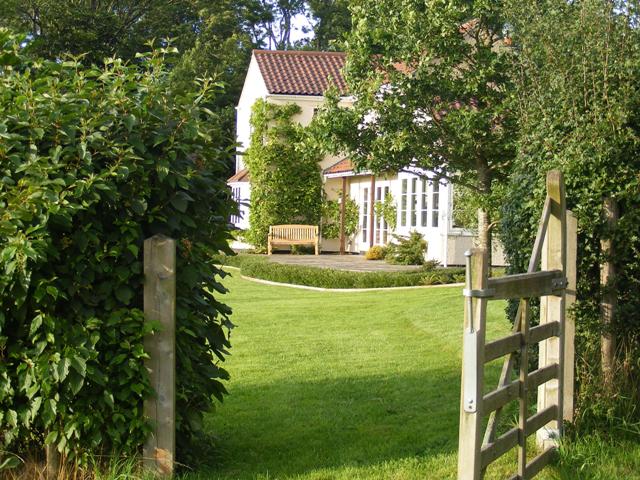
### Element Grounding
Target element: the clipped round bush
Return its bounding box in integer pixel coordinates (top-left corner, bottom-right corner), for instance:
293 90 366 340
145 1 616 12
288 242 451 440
385 231 428 265
365 245 386 260
0 31 234 465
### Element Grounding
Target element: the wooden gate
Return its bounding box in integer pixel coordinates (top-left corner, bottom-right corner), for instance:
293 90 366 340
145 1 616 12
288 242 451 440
457 171 577 480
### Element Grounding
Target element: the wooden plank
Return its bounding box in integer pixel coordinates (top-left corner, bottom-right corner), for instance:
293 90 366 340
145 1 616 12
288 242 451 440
339 177 347 255
457 249 488 480
527 405 558 434
480 427 518 469
486 269 565 300
144 235 176 477
564 212 577 422
527 363 559 390
483 193 553 447
483 380 519 414
518 301 531 479
537 170 566 450
528 195 552 272
484 332 521 363
529 321 560 344
526 447 557 478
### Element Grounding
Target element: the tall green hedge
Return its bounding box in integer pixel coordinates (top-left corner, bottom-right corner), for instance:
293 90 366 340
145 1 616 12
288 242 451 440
502 0 640 428
0 31 234 465
243 100 323 250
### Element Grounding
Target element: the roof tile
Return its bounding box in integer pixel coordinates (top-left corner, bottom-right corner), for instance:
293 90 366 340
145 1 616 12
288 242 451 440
254 50 348 96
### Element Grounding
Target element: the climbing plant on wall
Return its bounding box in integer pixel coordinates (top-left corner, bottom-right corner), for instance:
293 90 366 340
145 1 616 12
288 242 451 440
243 99 323 251
321 194 359 240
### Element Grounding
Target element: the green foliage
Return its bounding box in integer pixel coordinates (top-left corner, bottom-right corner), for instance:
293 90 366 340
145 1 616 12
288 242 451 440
0 31 233 465
304 0 352 50
502 0 640 428
244 100 323 250
365 246 386 260
385 232 428 266
313 0 516 242
321 195 359 240
373 192 397 230
213 254 465 288
451 184 479 231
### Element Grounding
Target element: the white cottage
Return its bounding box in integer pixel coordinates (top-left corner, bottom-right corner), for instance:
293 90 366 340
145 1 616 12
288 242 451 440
228 49 506 266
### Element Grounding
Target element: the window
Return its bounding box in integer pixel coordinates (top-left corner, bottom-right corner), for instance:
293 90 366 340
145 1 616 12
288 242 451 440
410 178 417 227
362 188 369 242
421 179 429 227
231 187 241 224
400 179 408 227
432 181 440 227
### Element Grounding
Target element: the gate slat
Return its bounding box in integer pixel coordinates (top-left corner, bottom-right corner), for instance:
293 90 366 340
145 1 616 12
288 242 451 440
487 270 565 300
527 405 558 434
525 447 557 478
529 321 560 344
527 363 559 390
483 380 519 414
484 332 521 363
480 427 518 469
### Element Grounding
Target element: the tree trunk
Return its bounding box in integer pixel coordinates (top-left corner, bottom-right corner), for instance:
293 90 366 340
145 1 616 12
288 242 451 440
600 196 618 390
476 163 492 269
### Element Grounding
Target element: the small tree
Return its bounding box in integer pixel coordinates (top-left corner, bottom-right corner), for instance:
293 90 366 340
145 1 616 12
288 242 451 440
244 100 323 250
314 0 517 261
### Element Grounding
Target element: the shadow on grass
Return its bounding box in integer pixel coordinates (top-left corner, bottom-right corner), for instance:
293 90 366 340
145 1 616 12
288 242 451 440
191 368 462 479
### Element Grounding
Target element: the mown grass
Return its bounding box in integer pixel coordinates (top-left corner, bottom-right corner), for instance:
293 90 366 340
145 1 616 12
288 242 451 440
182 271 640 480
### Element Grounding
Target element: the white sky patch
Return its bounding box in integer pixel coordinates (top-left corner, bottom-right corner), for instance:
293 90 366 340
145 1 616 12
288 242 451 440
290 13 313 44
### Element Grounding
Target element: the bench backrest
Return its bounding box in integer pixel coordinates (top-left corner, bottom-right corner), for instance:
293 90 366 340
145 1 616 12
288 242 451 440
269 224 318 241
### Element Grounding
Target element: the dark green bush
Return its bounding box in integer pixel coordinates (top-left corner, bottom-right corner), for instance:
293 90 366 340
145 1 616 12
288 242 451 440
214 254 465 289
385 231 428 265
0 31 233 465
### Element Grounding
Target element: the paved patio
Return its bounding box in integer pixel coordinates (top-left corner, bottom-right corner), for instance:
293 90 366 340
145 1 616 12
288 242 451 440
266 253 422 272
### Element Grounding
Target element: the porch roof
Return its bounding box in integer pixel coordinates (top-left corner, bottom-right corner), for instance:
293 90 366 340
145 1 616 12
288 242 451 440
228 168 250 183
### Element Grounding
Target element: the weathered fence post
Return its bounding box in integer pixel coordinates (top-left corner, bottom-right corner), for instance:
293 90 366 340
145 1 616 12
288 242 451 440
143 234 176 477
457 248 488 480
537 171 566 449
564 211 577 423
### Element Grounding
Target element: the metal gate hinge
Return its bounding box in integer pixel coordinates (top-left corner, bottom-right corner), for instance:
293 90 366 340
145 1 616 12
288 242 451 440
463 288 496 298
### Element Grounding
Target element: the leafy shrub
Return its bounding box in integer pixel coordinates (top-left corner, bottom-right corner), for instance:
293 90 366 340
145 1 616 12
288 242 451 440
365 246 386 260
0 32 233 466
321 195 359 240
385 231 428 265
213 254 465 289
423 259 441 270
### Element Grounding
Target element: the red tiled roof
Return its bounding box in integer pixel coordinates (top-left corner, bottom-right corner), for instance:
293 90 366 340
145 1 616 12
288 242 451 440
228 168 250 183
254 50 348 96
324 159 353 175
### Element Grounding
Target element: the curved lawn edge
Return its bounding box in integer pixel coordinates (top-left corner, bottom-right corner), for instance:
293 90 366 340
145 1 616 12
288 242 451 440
240 273 464 292
219 265 465 292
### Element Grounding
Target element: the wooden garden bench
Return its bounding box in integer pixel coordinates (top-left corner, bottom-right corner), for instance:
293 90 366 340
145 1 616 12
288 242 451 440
268 224 319 255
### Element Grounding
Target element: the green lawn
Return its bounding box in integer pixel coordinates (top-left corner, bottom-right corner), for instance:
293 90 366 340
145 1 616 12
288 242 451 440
185 272 640 480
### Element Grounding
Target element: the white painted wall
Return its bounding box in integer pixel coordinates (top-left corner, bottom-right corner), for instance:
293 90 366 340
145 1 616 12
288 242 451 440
235 55 268 173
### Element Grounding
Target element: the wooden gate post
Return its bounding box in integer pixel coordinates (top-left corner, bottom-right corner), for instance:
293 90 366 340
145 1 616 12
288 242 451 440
564 212 577 423
143 235 176 477
537 171 566 449
457 248 488 480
